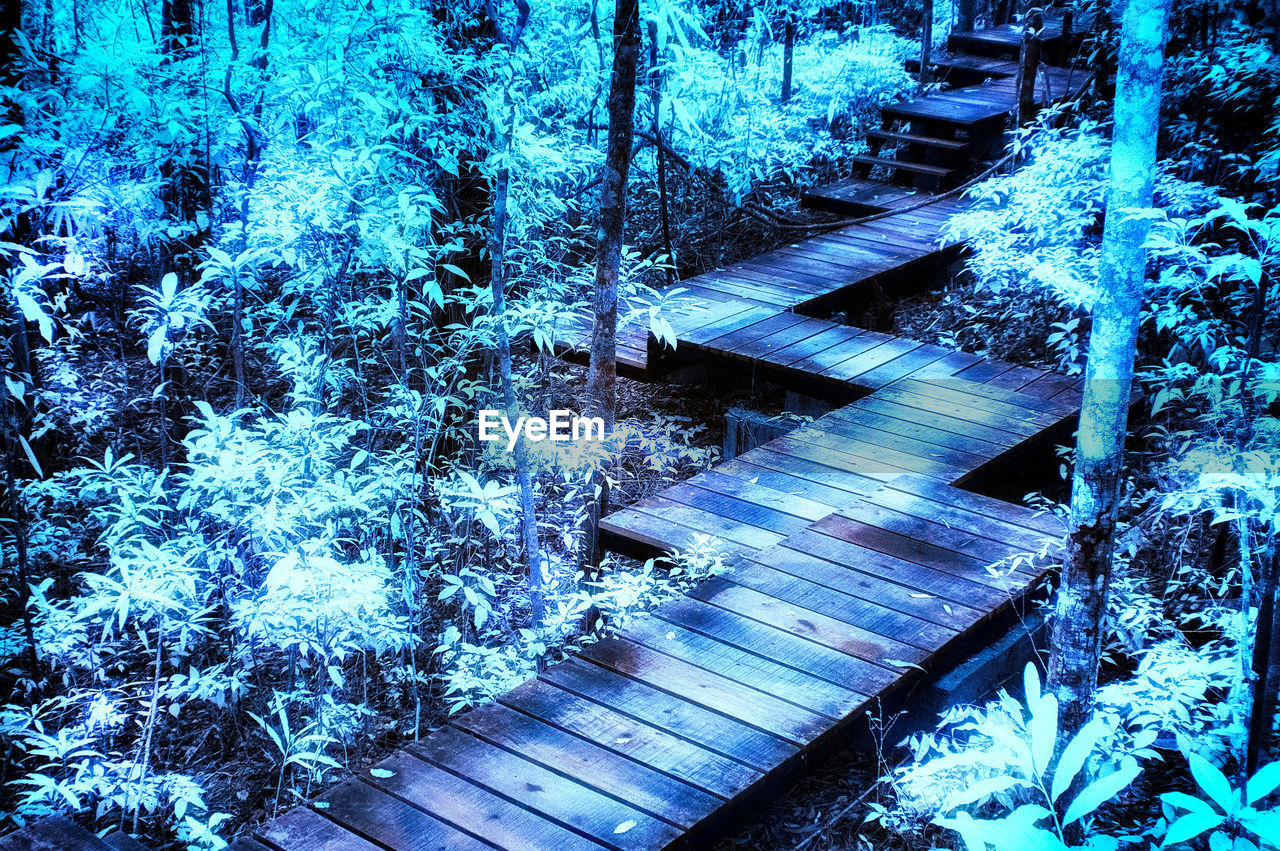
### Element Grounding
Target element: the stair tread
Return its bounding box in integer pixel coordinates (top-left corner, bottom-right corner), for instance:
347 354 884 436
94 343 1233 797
867 129 969 151
852 155 955 178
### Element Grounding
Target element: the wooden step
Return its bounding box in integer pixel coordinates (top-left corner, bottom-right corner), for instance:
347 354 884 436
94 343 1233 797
853 155 954 179
867 129 969 152
0 816 120 851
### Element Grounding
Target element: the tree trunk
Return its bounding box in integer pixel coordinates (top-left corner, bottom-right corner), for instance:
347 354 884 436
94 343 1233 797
956 0 977 32
781 18 795 102
581 0 640 568
487 2 542 626
919 0 933 87
1048 0 1171 743
488 166 544 627
1249 544 1280 775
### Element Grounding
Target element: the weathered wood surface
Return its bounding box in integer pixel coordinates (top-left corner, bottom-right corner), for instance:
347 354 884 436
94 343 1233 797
243 18 1091 851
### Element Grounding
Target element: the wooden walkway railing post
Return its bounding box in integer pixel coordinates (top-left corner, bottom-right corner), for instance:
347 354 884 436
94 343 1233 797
1016 14 1043 125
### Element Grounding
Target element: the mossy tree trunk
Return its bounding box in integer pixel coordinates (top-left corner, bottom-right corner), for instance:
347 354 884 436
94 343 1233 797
1047 0 1171 742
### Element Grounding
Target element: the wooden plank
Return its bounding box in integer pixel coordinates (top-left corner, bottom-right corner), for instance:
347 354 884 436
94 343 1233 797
655 595 899 695
0 818 110 851
359 750 601 851
782 526 1010 610
454 701 721 829
713 267 829 296
750 247 887 281
887 473 1066 537
953 357 1015 383
1018 370 1080 400
764 325 868 368
811 513 1025 591
747 541 982 631
713 456 872 507
729 318 836 360
908 349 986 379
872 478 1064 552
499 678 759 799
580 638 830 745
684 275 783 305
849 344 955 389
819 337 924 380
623 613 866 719
681 305 779 346
866 386 1046 439
812 408 992 470
899 377 1076 420
825 403 1007 460
798 334 899 375
624 496 786 550
727 559 957 651
411 726 681 850
741 443 891 491
845 394 1025 448
540 658 800 771
753 434 907 482
727 257 842 290
835 499 1036 574
721 261 838 293
690 577 928 668
785 426 956 477
873 384 1055 434
982 364 1049 393
312 776 498 851
810 231 925 260
657 482 812 539
703 311 809 353
600 505 700 554
687 469 837 521
777 240 900 272
258 807 387 851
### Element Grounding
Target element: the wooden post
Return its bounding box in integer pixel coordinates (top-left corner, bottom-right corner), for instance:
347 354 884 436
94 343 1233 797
781 17 795 102
1060 8 1074 64
920 0 934 87
648 20 674 288
1016 23 1042 124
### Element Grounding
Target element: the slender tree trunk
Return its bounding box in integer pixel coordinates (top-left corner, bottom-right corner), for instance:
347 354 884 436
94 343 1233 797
920 0 933 87
1048 0 1171 742
0 365 38 683
581 0 639 568
488 166 544 627
487 2 541 626
781 17 795 101
1249 544 1279 775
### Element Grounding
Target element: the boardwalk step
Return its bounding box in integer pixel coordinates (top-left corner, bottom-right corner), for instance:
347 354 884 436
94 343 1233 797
853 155 955 179
867 129 969 152
0 817 119 851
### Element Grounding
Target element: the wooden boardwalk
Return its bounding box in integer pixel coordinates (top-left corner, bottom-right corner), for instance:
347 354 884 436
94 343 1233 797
239 18 1091 851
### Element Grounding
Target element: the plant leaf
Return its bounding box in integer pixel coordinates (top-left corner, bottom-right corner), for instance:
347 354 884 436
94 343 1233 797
1063 757 1141 825
1188 753 1236 814
1161 811 1224 847
1052 717 1108 803
1246 760 1280 805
